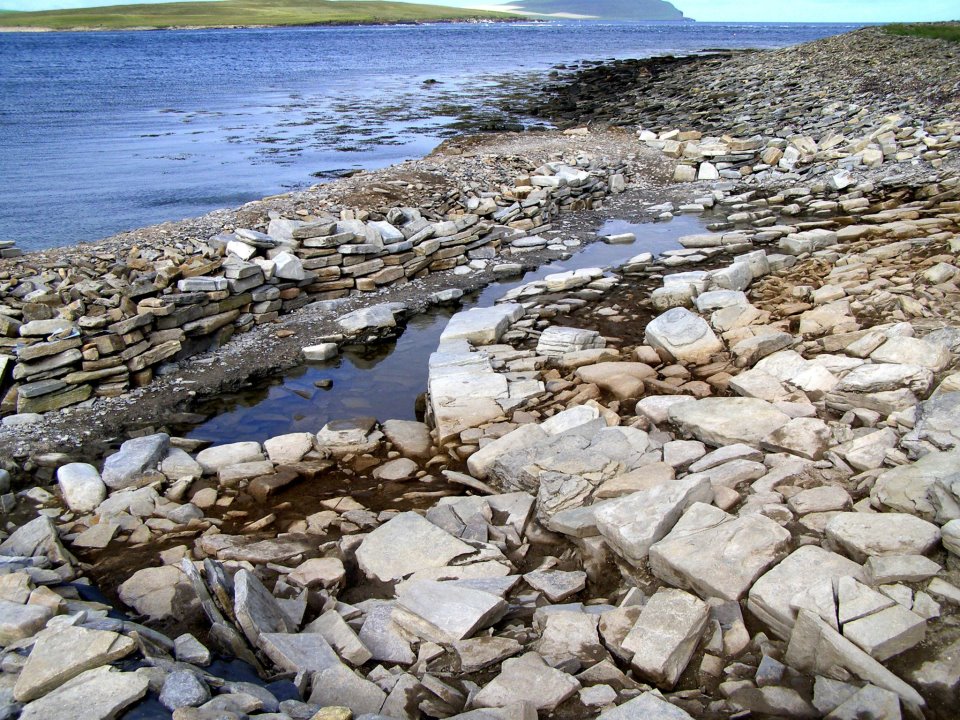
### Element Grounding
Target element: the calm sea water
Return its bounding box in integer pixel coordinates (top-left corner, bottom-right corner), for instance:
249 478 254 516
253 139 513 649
0 21 863 249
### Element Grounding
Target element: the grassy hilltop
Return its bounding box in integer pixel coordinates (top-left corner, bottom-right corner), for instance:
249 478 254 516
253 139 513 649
0 0 517 31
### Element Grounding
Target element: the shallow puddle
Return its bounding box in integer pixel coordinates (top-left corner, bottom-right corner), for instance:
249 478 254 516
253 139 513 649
185 214 710 444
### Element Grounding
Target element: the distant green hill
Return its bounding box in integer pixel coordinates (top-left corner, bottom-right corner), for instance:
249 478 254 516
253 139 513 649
516 0 686 21
0 0 517 31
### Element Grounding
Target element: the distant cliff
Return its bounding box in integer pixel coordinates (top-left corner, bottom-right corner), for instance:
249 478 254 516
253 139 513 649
516 0 688 21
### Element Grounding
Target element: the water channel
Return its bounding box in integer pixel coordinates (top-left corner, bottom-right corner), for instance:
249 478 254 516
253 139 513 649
185 214 711 445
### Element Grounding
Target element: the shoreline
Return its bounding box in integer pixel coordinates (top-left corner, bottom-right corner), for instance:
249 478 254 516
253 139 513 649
1 25 960 720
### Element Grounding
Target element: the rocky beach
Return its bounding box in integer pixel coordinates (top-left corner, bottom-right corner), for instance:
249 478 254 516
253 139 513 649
1 24 960 720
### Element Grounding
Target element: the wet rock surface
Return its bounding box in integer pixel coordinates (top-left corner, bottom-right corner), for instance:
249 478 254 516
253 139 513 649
1 23 960 720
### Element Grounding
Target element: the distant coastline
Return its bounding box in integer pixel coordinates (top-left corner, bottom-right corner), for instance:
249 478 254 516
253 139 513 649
0 0 521 32
0 18 530 33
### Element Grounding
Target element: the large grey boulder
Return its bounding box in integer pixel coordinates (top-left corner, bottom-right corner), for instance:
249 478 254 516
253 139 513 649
56 463 106 514
160 447 204 480
488 425 645 498
595 474 713 567
467 424 548 480
101 433 169 490
158 670 210 710
263 432 314 464
825 512 941 563
649 503 792 601
668 397 790 448
356 511 474 583
454 636 523 673
536 611 605 667
622 588 709 688
842 604 926 661
357 600 416 665
644 307 723 364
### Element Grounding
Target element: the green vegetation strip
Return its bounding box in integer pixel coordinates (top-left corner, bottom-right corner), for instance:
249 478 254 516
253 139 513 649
884 22 960 43
0 0 516 31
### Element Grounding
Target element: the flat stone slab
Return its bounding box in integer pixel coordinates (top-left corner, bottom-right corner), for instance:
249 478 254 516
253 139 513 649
668 397 791 448
598 691 695 719
439 304 523 345
381 419 433 460
0 599 52 646
865 554 941 584
14 625 137 702
595 473 713 567
870 449 960 524
395 579 507 643
336 303 400 335
575 362 656 400
259 632 341 673
537 611 604 666
472 652 580 712
649 502 792 601
304 610 372 667
454 636 524 673
309 662 387 717
118 564 190 621
18 667 148 720
234 569 292 647
356 600 415 665
356 511 474 583
825 512 941 563
523 569 587 603
784 609 925 708
536 325 605 355
622 588 709 688
842 604 926 661
748 545 865 640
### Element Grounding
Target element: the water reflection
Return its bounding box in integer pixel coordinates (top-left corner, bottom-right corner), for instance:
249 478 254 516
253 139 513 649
187 215 710 444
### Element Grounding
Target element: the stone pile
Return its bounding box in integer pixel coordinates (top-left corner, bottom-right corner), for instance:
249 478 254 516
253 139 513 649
3 23 960 720
0 159 630 419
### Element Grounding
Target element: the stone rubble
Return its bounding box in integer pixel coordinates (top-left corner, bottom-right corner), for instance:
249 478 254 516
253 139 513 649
1 23 960 720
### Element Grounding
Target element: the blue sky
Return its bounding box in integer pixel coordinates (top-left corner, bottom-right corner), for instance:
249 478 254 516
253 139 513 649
1 0 957 23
